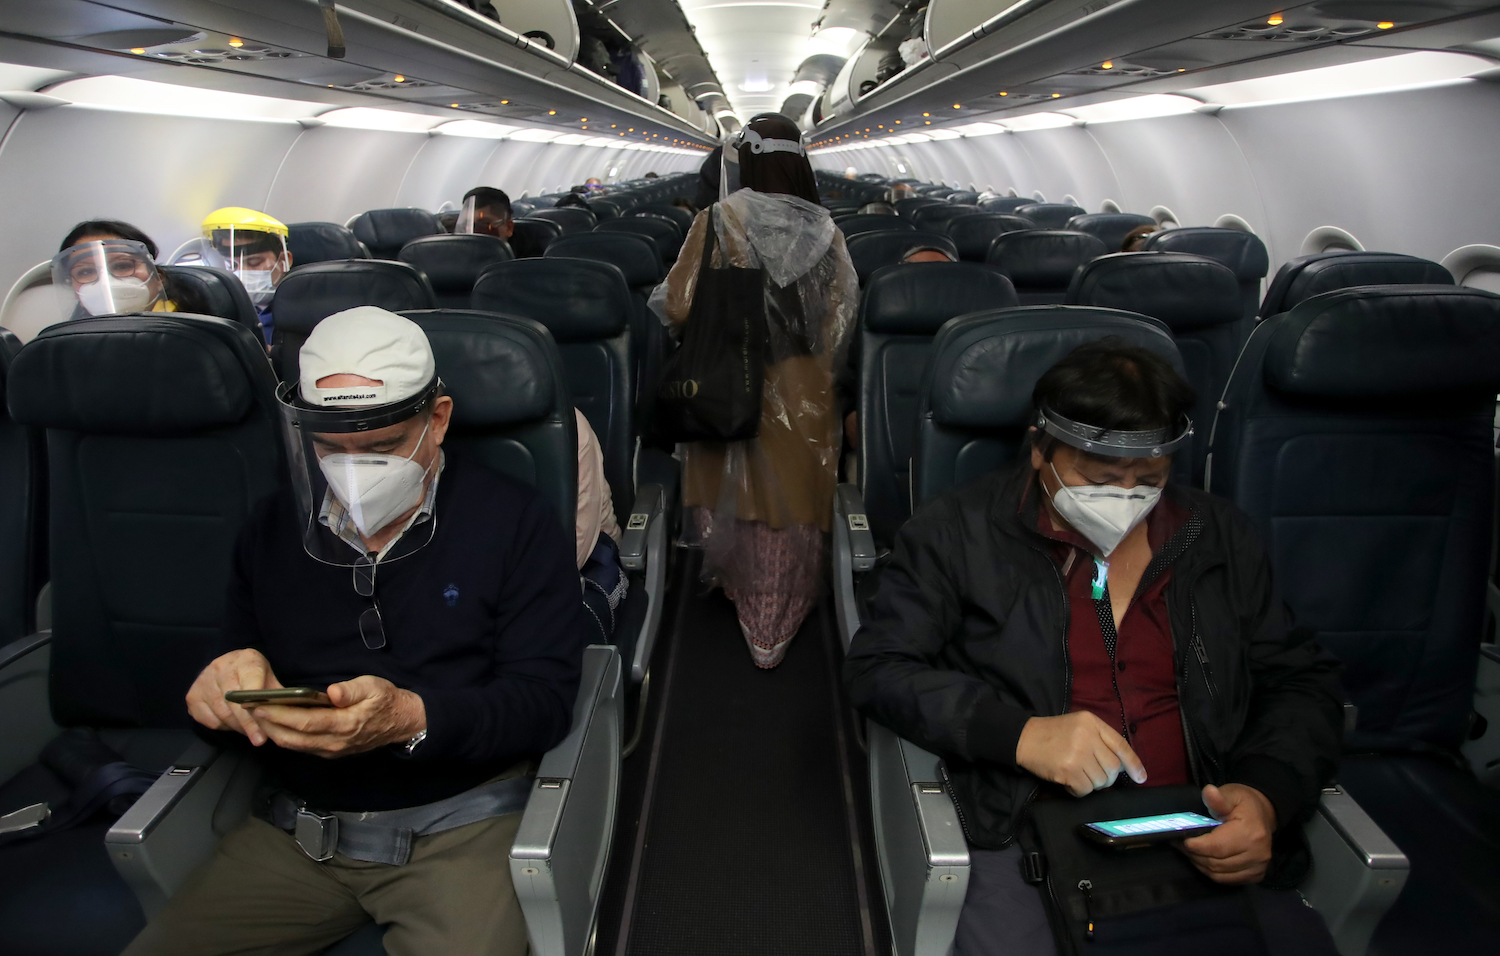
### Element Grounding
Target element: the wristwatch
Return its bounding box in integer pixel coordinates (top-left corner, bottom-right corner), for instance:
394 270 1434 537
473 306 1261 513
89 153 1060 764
401 729 427 756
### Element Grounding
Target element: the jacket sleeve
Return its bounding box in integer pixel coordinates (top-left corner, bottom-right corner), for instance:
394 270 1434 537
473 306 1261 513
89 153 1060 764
1221 508 1344 829
843 499 1033 767
414 494 586 763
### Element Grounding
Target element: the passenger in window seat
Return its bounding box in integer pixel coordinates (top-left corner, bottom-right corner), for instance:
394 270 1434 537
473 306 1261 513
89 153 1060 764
55 220 206 318
123 308 587 956
845 339 1344 956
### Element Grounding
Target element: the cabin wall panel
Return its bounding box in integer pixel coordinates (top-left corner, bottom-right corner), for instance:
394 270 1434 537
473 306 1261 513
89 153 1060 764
265 128 431 225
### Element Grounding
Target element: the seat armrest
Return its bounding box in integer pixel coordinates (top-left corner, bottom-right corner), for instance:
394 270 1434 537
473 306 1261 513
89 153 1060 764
0 631 61 784
833 484 876 650
1301 785 1409 956
512 645 622 956
106 743 261 917
619 484 668 684
618 483 663 571
868 722 970 956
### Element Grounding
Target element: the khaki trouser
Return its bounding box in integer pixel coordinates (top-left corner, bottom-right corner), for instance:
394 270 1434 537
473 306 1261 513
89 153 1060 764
122 811 528 956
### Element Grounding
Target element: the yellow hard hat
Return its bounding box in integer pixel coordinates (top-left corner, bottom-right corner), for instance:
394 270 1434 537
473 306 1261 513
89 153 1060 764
200 207 289 237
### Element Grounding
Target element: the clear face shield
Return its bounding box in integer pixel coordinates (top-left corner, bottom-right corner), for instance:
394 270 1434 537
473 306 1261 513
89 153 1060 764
455 195 511 239
51 239 166 321
203 226 291 308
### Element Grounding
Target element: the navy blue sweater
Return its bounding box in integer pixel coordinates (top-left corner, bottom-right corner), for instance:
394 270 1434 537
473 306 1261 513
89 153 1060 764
219 451 586 811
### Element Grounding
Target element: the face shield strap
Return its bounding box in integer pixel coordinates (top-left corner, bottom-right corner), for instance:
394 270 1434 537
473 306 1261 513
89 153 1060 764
1037 406 1193 459
278 375 441 434
734 127 805 156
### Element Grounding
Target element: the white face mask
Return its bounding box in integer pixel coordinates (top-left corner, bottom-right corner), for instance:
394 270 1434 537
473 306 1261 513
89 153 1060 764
236 268 276 307
1048 463 1161 557
317 419 433 539
77 276 155 316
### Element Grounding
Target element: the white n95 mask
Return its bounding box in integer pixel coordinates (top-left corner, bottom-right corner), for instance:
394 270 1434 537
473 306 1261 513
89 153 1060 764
236 268 276 307
318 420 433 538
1049 464 1161 557
77 276 155 316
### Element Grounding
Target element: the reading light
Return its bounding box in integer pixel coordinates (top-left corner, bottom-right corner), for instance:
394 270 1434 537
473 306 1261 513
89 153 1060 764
229 38 244 48
130 48 145 55
1377 21 1394 28
952 103 961 109
394 75 405 82
548 109 556 115
500 99 509 104
1267 14 1284 26
1052 93 1062 98
999 92 1008 96
1101 61 1113 69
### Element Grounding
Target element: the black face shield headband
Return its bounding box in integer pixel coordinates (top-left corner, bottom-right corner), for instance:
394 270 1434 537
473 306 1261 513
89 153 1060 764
1037 405 1193 459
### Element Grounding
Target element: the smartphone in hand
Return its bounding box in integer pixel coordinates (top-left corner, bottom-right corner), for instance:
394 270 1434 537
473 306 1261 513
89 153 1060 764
225 687 332 707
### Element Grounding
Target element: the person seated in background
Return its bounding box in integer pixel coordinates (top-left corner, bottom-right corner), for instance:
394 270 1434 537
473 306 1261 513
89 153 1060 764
460 186 514 241
583 176 604 193
555 191 592 211
889 182 917 203
903 244 956 263
124 307 586 956
201 207 293 346
54 220 205 318
858 201 897 215
643 171 659 179
575 406 626 643
1121 223 1158 251
845 340 1343 956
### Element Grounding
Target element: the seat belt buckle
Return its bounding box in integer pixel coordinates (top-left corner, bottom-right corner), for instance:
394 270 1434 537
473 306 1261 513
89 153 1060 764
1021 849 1047 884
294 808 339 862
0 802 49 836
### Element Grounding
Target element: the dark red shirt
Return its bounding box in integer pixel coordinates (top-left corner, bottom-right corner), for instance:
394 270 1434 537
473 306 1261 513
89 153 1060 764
1029 478 1193 787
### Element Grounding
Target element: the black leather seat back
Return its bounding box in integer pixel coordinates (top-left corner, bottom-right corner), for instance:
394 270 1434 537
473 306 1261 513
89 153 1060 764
847 230 959 284
916 307 1181 506
400 311 577 532
397 235 514 310
859 263 1019 542
158 265 261 337
911 205 975 232
1260 251 1453 318
632 203 695 233
471 259 633 517
0 330 44 644
837 214 916 238
1015 203 1086 229
1209 286 1500 749
896 198 944 220
979 197 1036 214
947 214 1033 262
1066 251 1245 483
509 218 564 259
946 190 980 205
6 315 283 728
595 217 683 263
986 230 1108 304
348 208 443 260
1139 227 1269 322
287 222 368 265
527 207 597 236
590 199 622 221
271 260 436 382
1065 213 1157 252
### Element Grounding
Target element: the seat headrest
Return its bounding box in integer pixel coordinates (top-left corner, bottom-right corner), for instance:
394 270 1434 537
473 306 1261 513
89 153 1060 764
287 222 367 265
471 258 630 342
947 214 1032 260
526 207 597 234
598 216 683 241
7 315 268 435
1067 252 1242 330
847 230 959 282
979 197 1036 214
927 307 1180 428
508 218 563 258
1064 213 1157 251
401 311 562 426
1015 203 1086 228
1264 285 1500 397
398 235 513 292
348 208 443 257
912 205 974 227
1261 251 1453 318
273 260 436 334
545 232 663 286
987 231 1108 288
837 215 916 237
1139 227 1268 281
159 265 258 331
862 262 1018 334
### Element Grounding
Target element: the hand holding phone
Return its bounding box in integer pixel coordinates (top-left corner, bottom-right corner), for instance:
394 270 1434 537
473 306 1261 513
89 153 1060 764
1079 811 1221 848
185 648 283 746
225 687 332 707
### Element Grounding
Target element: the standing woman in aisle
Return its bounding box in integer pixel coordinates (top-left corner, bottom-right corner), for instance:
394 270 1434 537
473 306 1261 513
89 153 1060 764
650 113 858 668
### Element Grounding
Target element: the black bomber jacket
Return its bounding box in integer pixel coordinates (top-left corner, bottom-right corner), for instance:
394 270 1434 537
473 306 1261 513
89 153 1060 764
844 464 1344 861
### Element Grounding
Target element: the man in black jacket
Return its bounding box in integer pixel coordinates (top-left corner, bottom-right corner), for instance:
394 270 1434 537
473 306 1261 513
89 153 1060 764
845 340 1343 955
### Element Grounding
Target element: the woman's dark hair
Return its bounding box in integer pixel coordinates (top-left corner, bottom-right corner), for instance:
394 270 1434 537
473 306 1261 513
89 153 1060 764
737 113 820 206
60 219 158 258
555 192 591 210
1031 337 1196 460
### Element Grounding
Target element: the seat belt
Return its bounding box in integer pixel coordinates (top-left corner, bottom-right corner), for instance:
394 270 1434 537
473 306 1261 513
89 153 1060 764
0 732 159 845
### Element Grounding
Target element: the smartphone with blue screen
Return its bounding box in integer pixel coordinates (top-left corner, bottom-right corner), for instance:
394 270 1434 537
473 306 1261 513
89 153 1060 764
1078 811 1221 848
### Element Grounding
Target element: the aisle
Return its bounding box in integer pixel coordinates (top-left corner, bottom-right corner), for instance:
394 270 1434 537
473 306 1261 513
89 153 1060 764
609 558 883 956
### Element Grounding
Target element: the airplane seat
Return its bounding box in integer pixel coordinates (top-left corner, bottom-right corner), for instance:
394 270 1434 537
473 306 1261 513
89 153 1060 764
978 196 1036 214
157 265 261 337
630 203 694 234
0 314 283 956
595 216 683 264
397 234 514 310
1065 212 1157 252
0 329 44 647
270 260 436 382
285 222 368 266
837 214 917 238
589 199 622 221
527 207 598 236
895 198 945 220
347 208 444 260
946 213 1032 263
1138 226 1270 323
847 231 959 285
1065 251 1245 485
510 218 565 259
1207 284 1500 953
1014 202 1087 229
1259 251 1453 318
945 190 980 205
910 205 974 232
986 230 1108 304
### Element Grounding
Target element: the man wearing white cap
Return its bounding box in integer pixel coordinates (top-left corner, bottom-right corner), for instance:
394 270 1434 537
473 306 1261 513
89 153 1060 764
125 308 586 955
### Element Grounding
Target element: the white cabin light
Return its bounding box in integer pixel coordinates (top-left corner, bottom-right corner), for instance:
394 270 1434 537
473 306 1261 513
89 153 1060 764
509 128 566 142
316 108 444 132
45 74 313 122
433 120 519 138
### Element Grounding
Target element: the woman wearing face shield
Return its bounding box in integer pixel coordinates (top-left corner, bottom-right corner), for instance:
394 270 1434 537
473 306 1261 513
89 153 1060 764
201 207 294 346
845 339 1344 956
53 220 204 321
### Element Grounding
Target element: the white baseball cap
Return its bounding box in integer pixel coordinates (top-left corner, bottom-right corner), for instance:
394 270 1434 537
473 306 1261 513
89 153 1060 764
298 307 436 408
